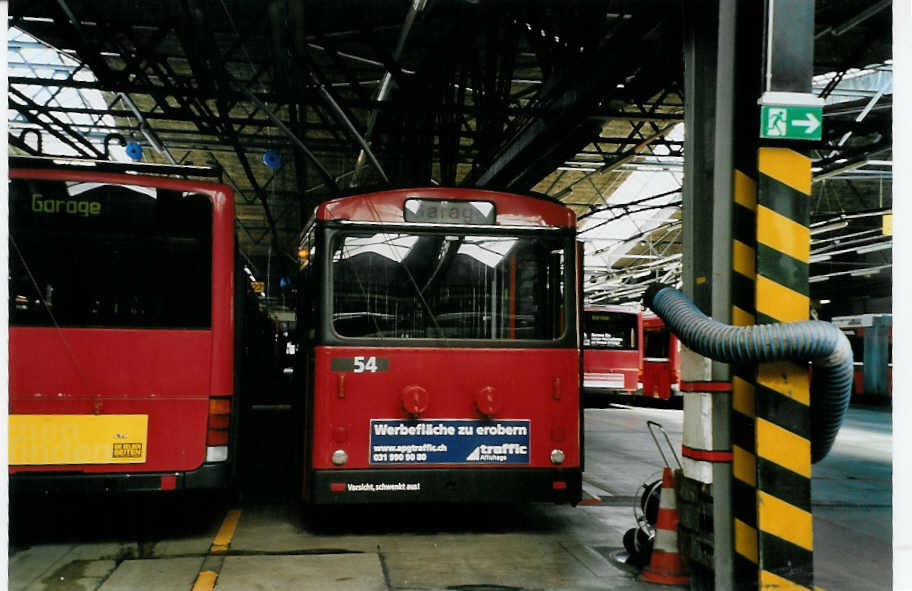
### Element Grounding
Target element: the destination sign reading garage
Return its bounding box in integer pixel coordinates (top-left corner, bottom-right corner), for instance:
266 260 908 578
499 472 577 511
403 199 496 225
369 419 530 465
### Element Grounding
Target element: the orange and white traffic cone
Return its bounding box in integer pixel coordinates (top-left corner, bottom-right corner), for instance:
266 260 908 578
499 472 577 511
640 467 690 585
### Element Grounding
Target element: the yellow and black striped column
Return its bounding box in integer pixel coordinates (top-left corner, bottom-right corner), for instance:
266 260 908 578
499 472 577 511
731 168 759 588
754 147 813 590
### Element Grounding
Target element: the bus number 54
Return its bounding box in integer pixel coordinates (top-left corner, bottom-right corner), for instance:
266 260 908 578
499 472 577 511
353 356 379 373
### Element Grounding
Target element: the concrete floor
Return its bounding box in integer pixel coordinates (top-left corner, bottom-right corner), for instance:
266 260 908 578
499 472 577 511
9 501 665 590
9 404 891 590
811 407 892 591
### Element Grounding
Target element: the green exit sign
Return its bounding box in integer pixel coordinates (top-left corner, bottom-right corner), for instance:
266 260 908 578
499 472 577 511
760 105 823 141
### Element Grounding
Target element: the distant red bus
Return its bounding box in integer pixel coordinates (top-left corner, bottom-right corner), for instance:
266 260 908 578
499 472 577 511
832 314 892 400
582 306 642 397
9 160 236 493
640 313 681 400
295 187 581 504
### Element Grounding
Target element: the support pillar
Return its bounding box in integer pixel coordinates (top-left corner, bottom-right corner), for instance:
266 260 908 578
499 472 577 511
754 148 813 589
753 1 816 588
681 2 735 589
729 2 764 584
730 165 759 590
681 2 817 589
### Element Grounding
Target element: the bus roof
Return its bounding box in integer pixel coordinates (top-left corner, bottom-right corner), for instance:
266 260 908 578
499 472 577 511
9 166 233 199
831 313 892 328
584 305 640 315
642 312 666 328
315 187 576 228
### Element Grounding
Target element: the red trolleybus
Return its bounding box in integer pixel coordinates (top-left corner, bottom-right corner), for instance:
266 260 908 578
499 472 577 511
832 313 892 400
640 313 681 401
295 187 581 504
9 158 237 493
582 306 642 400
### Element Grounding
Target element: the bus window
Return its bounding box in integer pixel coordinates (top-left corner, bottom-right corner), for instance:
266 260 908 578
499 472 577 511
9 179 212 329
330 231 566 341
643 328 670 359
847 334 864 362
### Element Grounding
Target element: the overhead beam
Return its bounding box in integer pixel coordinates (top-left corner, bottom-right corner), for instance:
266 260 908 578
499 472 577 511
468 18 677 191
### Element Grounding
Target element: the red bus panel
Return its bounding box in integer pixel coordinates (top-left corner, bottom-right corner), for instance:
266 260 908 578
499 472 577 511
641 315 681 400
583 349 640 393
10 328 211 473
310 346 581 470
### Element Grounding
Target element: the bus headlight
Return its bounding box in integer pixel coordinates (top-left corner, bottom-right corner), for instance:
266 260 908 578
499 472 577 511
550 449 566 465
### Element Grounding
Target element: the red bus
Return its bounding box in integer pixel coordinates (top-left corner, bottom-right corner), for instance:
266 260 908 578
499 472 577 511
295 187 581 504
9 159 237 493
640 313 681 401
582 306 642 398
832 314 892 400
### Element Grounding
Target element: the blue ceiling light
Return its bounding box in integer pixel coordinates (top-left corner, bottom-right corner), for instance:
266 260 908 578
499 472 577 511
125 142 143 161
263 151 281 169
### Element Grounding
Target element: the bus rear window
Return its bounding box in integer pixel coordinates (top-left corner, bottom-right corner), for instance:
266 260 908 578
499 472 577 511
330 231 567 341
583 311 637 350
9 179 212 329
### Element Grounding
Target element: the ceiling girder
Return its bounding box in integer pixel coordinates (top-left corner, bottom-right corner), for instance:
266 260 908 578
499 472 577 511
467 18 676 191
170 0 284 260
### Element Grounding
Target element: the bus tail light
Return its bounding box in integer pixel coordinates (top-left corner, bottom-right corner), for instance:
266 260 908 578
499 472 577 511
207 396 231 461
207 430 229 445
333 425 349 443
401 385 429 417
550 449 566 465
474 386 501 417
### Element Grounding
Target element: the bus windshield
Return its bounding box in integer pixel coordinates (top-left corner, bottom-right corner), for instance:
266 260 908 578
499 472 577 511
583 310 637 350
330 230 567 341
9 179 212 329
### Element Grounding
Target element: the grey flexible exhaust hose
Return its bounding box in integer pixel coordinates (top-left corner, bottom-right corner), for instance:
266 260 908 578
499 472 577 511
644 284 853 463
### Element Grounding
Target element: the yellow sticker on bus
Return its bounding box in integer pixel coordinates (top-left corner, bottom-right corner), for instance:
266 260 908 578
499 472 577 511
9 414 149 465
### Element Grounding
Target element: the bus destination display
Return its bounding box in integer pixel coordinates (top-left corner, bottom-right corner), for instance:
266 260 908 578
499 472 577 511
584 332 624 348
403 199 496 225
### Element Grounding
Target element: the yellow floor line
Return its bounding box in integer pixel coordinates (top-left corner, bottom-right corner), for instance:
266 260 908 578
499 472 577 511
210 509 242 554
190 570 218 591
188 508 242 590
